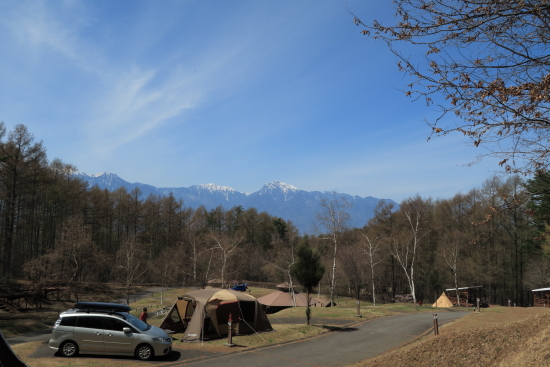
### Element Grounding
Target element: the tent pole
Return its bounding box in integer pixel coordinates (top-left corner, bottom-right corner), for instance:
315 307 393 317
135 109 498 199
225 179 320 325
201 315 204 347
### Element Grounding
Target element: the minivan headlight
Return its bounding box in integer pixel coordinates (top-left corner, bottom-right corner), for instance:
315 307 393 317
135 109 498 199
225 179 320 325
152 337 171 343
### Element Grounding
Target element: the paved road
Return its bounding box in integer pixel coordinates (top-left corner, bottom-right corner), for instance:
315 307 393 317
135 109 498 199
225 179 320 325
161 311 468 367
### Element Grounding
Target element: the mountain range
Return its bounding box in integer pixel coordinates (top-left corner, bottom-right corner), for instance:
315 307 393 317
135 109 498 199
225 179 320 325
75 172 398 233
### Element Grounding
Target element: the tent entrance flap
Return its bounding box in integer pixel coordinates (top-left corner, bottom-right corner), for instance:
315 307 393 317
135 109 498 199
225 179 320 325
162 305 185 333
176 299 189 321
239 301 256 322
216 302 240 335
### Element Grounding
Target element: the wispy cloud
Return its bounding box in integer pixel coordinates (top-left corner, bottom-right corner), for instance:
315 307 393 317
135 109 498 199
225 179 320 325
0 1 502 201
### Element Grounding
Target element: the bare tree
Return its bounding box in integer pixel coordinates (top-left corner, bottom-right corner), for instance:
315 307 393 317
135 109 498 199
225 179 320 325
265 236 298 306
23 216 97 301
154 246 179 305
182 208 215 287
116 235 146 305
0 124 47 280
441 231 463 306
388 196 430 310
210 232 242 288
317 193 353 305
353 1 550 174
339 244 365 302
360 230 383 306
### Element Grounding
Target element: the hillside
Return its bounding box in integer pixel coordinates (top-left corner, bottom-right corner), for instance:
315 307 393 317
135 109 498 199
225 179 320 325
351 308 550 367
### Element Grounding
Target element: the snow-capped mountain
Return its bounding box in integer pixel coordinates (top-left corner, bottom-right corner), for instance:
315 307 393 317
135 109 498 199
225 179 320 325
77 172 397 233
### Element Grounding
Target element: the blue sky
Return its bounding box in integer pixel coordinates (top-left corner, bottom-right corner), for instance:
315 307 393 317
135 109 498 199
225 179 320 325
0 0 500 203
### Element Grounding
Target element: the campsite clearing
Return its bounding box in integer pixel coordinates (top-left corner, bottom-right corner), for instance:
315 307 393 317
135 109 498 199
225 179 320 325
6 286 441 366
9 286 529 367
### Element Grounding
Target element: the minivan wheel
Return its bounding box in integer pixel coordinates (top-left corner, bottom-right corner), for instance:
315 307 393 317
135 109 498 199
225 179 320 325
60 340 79 357
135 344 154 361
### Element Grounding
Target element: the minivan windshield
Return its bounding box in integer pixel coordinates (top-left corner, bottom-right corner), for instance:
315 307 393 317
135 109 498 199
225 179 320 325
122 312 151 331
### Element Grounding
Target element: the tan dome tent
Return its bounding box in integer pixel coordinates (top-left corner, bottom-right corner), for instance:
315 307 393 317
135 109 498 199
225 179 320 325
432 292 454 307
258 290 311 307
159 288 273 342
257 290 327 313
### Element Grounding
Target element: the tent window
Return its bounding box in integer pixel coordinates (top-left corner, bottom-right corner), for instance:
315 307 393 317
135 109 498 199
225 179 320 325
239 301 255 322
170 309 182 323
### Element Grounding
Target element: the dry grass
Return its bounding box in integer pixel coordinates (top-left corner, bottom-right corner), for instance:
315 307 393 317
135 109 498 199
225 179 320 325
0 283 143 337
0 301 73 337
349 307 550 367
270 304 398 319
0 320 50 338
172 323 341 353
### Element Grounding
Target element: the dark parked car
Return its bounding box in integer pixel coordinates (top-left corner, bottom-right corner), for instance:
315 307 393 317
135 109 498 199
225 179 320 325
230 283 248 292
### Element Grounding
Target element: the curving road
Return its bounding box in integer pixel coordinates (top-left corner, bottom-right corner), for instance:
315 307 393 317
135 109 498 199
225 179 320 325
161 311 468 367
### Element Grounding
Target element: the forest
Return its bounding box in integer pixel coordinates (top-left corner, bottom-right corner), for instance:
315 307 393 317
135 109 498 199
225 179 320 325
0 123 549 307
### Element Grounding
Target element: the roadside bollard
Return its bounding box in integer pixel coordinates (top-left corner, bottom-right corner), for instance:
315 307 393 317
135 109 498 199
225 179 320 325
225 313 235 347
475 298 480 314
433 314 439 336
508 299 511 307
355 300 361 318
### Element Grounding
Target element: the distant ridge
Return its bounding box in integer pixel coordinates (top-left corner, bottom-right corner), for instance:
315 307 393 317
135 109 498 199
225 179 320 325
76 172 397 233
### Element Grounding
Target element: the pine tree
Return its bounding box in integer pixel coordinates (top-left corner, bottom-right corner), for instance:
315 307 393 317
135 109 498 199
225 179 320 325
291 236 325 325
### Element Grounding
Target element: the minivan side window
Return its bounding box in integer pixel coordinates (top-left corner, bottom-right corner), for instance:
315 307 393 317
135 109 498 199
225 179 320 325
76 316 104 329
104 317 132 332
59 316 77 327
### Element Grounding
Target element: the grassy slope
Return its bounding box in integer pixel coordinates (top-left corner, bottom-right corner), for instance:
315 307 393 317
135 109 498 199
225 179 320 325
350 307 550 367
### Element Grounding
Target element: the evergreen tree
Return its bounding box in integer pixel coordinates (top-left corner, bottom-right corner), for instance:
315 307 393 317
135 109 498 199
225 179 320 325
291 236 325 325
525 171 550 235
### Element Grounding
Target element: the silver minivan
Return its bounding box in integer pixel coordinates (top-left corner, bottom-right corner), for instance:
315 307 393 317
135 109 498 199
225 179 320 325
49 302 172 361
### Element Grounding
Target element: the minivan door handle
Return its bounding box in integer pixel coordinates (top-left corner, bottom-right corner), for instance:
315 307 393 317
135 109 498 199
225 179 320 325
95 332 102 335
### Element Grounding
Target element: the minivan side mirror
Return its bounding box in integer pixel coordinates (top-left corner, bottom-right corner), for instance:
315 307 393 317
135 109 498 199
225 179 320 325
123 327 131 333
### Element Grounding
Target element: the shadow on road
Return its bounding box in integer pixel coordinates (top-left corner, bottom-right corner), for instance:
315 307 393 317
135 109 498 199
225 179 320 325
34 346 182 363
336 327 359 332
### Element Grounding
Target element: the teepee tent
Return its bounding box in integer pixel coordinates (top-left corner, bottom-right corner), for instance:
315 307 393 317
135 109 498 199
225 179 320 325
432 292 454 307
159 288 273 342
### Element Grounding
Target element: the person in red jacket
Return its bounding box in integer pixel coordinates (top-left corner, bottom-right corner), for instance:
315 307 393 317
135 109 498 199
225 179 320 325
139 307 149 324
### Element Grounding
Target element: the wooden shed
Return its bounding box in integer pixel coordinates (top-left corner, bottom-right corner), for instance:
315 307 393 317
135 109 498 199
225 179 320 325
445 286 483 307
532 287 550 307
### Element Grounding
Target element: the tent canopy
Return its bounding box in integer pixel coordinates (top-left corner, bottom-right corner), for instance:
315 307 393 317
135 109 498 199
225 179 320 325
258 290 320 307
160 288 273 342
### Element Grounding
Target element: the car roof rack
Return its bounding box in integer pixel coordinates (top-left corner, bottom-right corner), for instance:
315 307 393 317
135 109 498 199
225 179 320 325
73 302 131 313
